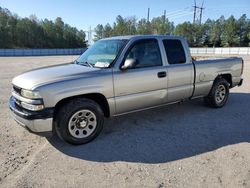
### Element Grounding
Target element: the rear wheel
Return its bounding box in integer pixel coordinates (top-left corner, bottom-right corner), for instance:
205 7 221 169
55 98 104 145
204 78 229 108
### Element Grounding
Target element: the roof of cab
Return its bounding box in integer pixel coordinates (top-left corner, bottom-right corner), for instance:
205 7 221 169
101 35 185 41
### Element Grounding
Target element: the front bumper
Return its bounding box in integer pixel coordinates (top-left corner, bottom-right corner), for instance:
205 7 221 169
9 96 54 133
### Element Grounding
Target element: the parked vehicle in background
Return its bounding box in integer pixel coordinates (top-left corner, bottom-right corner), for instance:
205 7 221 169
9 35 244 145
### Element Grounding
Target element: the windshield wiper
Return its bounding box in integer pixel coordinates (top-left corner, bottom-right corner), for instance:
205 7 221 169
75 60 93 68
83 61 94 68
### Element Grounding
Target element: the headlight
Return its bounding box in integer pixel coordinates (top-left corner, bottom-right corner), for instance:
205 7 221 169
21 89 42 99
21 102 44 111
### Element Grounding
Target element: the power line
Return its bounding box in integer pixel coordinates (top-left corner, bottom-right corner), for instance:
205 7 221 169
145 7 192 21
167 11 193 18
169 12 193 19
165 8 191 17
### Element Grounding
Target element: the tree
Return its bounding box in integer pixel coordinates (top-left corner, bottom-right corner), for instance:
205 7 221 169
2 5 250 48
94 24 104 40
208 16 225 47
125 16 137 35
103 24 113 37
248 22 250 46
93 13 250 47
7 15 18 47
54 17 64 47
112 15 127 36
221 16 240 47
174 22 195 46
76 30 86 47
0 6 87 48
137 18 151 34
112 15 137 36
0 7 12 48
150 16 174 34
236 14 248 46
42 19 57 48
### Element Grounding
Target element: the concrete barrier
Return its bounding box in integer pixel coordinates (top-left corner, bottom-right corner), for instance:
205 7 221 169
0 48 87 56
190 47 250 55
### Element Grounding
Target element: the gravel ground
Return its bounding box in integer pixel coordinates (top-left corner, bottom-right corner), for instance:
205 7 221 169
0 55 249 188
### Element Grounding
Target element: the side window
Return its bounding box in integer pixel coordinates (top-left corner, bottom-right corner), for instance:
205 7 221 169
125 39 162 68
163 39 186 64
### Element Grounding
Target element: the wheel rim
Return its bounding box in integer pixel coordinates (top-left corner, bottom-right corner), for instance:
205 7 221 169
215 84 226 104
68 110 97 139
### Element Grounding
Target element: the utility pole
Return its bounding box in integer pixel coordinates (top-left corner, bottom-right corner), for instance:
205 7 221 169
199 0 205 24
88 26 92 45
193 0 205 24
163 10 166 23
147 8 150 23
193 0 197 24
83 26 94 46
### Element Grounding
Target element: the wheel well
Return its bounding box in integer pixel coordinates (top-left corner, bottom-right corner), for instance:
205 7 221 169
54 93 110 118
216 74 232 87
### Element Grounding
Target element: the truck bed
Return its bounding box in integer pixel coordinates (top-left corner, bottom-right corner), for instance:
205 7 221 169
192 57 243 97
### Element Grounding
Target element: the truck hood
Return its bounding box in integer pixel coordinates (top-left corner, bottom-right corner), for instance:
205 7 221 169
12 63 100 90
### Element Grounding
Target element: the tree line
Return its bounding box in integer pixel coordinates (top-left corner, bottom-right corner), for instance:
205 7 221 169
95 14 250 47
0 7 87 48
1 6 249 48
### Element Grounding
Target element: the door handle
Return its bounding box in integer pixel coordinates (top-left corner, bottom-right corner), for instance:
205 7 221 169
157 71 167 78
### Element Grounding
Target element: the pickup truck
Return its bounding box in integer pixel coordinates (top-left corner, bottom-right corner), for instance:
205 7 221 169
9 35 244 145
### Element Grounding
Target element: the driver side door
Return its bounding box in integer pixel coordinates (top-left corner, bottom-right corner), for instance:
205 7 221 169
113 39 168 115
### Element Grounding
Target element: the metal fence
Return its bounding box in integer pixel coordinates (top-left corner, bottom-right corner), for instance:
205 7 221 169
0 48 86 56
190 47 250 55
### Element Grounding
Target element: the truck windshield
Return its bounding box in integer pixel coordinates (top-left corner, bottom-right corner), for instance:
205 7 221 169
75 39 128 68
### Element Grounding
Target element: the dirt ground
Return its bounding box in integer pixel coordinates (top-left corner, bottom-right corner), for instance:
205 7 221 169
0 55 249 188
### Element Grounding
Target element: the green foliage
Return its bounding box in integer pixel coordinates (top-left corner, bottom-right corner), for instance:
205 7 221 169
1 5 249 48
236 14 248 46
0 7 86 48
174 22 195 46
221 16 240 47
137 18 151 34
113 15 137 36
150 16 174 35
95 15 174 40
207 16 225 47
94 14 250 47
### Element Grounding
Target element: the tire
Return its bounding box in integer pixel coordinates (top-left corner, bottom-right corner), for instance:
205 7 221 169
54 98 104 145
204 78 229 108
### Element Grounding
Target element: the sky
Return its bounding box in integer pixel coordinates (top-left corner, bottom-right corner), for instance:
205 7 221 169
0 0 249 32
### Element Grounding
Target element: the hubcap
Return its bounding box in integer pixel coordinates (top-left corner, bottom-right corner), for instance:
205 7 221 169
68 110 97 138
215 84 226 104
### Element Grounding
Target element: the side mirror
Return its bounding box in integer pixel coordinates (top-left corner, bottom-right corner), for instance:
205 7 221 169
121 58 136 70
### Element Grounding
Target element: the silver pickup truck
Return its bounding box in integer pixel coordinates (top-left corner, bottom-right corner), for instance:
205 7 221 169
9 35 244 144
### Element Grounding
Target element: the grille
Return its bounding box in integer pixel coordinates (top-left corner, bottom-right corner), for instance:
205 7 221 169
14 98 22 107
12 85 22 107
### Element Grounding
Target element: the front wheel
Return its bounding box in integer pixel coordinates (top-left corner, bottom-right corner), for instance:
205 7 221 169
204 78 229 108
54 98 104 145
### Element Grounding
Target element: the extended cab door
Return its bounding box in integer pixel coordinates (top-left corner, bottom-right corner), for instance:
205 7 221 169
162 39 194 103
113 39 168 114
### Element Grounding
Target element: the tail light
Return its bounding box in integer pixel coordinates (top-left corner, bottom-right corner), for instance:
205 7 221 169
241 59 244 75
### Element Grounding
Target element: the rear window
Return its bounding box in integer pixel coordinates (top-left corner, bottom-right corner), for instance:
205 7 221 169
163 40 186 64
